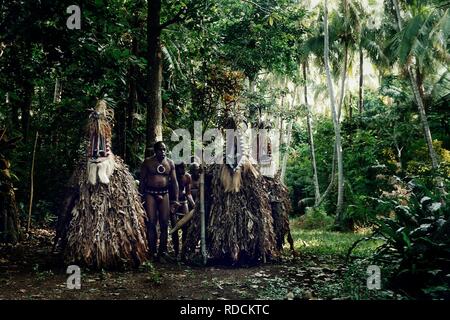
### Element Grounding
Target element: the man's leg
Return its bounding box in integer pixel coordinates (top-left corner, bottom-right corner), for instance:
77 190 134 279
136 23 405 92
157 193 170 255
145 194 158 257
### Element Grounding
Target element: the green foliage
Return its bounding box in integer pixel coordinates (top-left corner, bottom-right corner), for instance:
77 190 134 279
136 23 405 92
285 117 335 213
386 3 449 71
290 221 383 257
32 264 54 282
315 260 400 300
220 0 306 79
351 177 450 299
406 140 450 176
345 195 391 227
298 206 334 230
139 261 162 285
285 220 395 300
33 200 56 226
245 275 304 300
285 145 313 212
286 75 449 227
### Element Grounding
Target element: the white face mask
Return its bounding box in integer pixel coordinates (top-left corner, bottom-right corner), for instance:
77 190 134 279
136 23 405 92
87 155 116 185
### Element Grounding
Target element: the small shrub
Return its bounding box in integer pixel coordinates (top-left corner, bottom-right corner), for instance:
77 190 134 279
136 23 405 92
297 206 334 230
139 261 162 285
32 263 53 282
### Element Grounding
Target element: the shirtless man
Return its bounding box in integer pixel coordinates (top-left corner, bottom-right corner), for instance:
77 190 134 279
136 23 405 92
189 162 201 205
170 162 195 259
139 141 179 260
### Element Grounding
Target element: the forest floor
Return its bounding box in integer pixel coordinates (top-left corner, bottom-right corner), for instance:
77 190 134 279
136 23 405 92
0 218 405 300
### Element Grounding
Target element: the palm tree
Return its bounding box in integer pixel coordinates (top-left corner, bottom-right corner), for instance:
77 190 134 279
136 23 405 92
324 0 345 227
390 0 449 176
296 12 322 205
303 1 367 215
303 62 321 205
333 0 362 120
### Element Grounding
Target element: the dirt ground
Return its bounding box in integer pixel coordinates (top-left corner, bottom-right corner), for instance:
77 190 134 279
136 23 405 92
0 228 378 300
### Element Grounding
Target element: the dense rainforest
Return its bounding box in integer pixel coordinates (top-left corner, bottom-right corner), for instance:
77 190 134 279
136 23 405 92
0 0 449 300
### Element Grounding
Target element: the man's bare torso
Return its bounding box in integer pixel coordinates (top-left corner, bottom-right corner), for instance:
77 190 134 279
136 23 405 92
142 156 173 189
177 173 192 201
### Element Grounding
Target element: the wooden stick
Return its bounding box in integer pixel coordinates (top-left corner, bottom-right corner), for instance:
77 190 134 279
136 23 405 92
169 209 194 234
200 162 207 265
27 131 38 233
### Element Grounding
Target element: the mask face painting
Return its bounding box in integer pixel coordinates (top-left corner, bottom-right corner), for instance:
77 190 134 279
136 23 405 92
87 100 116 185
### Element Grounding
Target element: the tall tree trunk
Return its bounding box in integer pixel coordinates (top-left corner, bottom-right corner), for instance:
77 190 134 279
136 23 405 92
10 96 19 130
280 121 292 184
337 0 349 121
0 171 21 244
281 86 297 184
27 131 38 232
278 77 288 175
0 131 21 244
303 62 321 205
315 143 337 208
324 0 345 226
337 42 348 121
146 0 163 153
407 67 439 170
126 36 139 168
349 95 353 120
21 43 33 142
358 43 364 114
199 164 206 265
278 86 285 168
392 0 439 171
53 77 62 103
415 66 426 104
249 77 256 94
21 80 33 142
